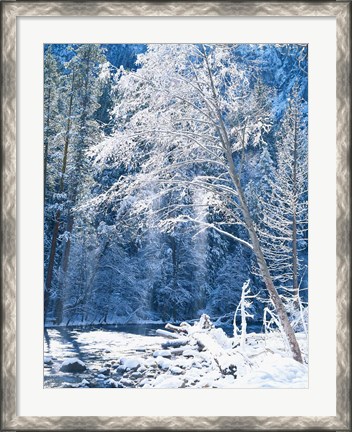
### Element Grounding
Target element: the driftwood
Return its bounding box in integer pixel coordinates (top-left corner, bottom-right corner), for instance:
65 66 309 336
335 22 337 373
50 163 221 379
156 314 237 377
161 338 189 349
165 323 189 334
192 332 236 376
155 329 181 339
170 347 195 356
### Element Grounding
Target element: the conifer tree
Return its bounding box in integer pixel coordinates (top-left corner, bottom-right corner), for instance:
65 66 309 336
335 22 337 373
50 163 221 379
44 44 107 324
258 83 308 304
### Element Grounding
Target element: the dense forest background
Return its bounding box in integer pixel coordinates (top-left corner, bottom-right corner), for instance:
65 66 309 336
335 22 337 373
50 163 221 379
44 43 308 328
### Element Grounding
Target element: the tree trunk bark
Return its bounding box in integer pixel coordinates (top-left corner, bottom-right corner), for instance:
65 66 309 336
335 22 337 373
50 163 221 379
54 214 74 324
44 209 60 318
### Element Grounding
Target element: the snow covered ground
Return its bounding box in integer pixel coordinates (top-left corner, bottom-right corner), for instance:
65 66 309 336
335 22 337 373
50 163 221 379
44 320 307 389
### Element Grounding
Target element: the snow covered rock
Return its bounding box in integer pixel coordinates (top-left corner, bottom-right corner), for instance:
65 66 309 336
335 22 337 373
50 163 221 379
154 376 184 388
62 383 75 388
130 371 143 379
79 379 90 387
119 357 141 371
98 367 110 376
104 378 118 388
140 378 151 387
60 358 86 373
153 350 172 358
170 366 183 375
182 349 199 358
44 356 53 365
114 365 126 374
144 358 157 368
156 356 171 370
145 370 158 378
119 377 134 387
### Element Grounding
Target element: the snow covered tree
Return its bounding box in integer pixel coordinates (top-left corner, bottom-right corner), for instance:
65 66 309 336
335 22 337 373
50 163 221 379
233 279 257 350
258 83 308 305
43 47 61 199
90 44 303 362
44 44 107 324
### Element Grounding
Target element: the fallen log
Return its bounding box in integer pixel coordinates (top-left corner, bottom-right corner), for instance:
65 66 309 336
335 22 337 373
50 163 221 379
155 329 182 339
191 332 236 376
160 315 238 377
165 323 189 334
169 347 193 356
161 338 189 349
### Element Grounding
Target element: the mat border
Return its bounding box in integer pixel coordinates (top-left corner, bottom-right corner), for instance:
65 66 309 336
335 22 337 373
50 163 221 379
1 1 350 430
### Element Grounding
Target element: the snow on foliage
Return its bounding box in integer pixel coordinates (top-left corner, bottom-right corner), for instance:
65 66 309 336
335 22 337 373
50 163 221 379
44 43 308 372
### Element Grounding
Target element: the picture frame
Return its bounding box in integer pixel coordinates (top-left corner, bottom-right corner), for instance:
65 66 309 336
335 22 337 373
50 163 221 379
1 1 350 430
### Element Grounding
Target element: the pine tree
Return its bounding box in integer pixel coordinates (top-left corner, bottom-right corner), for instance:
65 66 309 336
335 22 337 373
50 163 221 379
43 46 60 200
44 44 107 324
258 83 308 305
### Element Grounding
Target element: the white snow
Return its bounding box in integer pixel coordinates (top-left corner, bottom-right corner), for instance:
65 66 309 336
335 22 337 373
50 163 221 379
154 376 184 389
45 324 308 389
60 357 85 367
120 357 142 370
141 330 307 388
104 378 118 388
156 356 172 370
170 366 183 375
153 350 172 358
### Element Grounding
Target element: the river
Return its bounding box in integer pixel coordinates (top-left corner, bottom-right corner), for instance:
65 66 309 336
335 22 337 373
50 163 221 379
44 322 263 388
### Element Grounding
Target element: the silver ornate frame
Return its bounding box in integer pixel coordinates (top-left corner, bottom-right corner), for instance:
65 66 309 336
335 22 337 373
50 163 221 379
1 1 350 430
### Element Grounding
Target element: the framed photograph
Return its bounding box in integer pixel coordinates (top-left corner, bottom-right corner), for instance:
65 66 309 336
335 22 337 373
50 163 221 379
1 1 350 430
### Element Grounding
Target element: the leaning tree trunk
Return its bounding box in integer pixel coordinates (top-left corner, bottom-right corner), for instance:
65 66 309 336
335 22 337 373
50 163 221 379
201 47 303 363
228 155 303 364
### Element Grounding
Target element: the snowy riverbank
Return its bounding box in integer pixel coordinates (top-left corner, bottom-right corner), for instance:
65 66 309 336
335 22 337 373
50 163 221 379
44 316 307 389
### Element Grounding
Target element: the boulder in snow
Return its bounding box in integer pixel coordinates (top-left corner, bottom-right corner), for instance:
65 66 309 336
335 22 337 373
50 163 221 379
105 378 118 388
98 367 110 376
79 379 90 387
119 357 141 371
97 374 108 379
154 376 184 388
60 358 86 373
182 349 199 358
153 350 172 358
44 356 53 365
120 377 134 387
130 371 143 379
156 356 171 370
170 366 183 375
